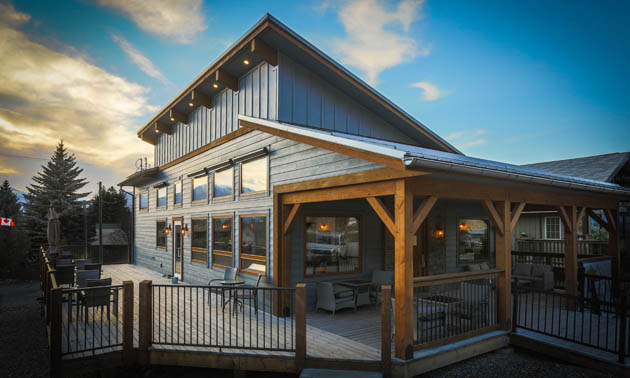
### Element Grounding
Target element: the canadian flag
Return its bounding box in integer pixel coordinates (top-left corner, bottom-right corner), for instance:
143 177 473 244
1 217 16 227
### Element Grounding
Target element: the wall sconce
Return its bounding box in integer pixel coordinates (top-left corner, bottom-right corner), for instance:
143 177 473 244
458 223 469 231
181 224 190 235
434 226 445 239
319 223 330 231
165 224 172 234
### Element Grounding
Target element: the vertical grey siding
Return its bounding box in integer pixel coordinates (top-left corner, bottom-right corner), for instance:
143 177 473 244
154 62 278 167
277 53 415 144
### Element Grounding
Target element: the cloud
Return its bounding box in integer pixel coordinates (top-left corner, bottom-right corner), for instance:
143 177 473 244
461 138 487 147
0 166 19 175
0 3 154 185
445 131 463 141
111 33 171 85
411 81 451 101
445 130 488 148
98 0 206 44
332 0 427 85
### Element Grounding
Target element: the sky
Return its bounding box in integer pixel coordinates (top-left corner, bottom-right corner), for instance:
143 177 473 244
0 0 628 197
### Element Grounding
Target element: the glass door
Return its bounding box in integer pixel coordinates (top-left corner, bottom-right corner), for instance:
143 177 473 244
173 219 183 279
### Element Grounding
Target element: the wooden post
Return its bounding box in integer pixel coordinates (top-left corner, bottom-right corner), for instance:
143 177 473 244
394 179 413 360
50 287 62 378
138 280 152 365
281 205 293 316
494 200 511 329
608 208 621 277
381 285 392 378
122 281 134 365
295 283 306 374
564 205 579 297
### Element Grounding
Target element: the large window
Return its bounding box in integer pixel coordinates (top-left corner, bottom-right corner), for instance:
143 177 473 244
192 176 207 203
173 181 182 206
456 218 489 264
156 220 166 248
212 217 233 268
213 168 233 199
240 215 267 275
545 216 561 240
191 218 208 264
240 157 267 195
304 215 360 277
139 192 148 210
157 187 167 208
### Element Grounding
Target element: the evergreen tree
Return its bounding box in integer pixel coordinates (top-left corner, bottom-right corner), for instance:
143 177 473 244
0 180 29 276
23 141 90 246
87 186 131 243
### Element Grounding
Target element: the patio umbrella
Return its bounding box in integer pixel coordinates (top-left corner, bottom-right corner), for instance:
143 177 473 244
46 206 60 255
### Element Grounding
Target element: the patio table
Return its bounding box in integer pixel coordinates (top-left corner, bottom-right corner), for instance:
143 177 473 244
219 279 245 315
337 279 373 310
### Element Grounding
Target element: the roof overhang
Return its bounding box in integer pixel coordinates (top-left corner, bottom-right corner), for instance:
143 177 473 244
239 115 630 199
118 167 160 187
136 14 459 154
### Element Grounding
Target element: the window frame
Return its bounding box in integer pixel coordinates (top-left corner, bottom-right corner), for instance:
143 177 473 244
455 217 490 265
303 214 363 278
212 216 234 269
544 216 562 240
239 156 268 196
156 187 167 209
191 175 208 204
139 191 149 211
156 219 167 249
239 214 268 276
173 180 182 207
212 167 234 200
190 217 208 265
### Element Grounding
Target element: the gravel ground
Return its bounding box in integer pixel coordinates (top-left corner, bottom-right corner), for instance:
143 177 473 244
0 279 49 378
419 346 621 378
0 280 621 377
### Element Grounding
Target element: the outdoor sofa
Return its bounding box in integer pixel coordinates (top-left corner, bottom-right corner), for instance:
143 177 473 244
512 263 554 291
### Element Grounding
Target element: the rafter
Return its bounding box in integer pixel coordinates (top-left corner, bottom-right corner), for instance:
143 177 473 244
557 206 573 234
481 200 504 235
154 121 173 135
169 109 188 124
189 90 213 109
366 197 396 236
282 204 301 235
215 69 239 92
510 202 526 232
251 38 277 66
577 206 587 226
412 196 438 234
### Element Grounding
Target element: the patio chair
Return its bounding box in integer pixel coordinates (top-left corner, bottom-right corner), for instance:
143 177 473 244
55 264 75 287
234 274 263 314
370 270 394 304
76 269 100 288
83 263 102 275
79 278 114 322
75 259 92 270
316 282 355 315
207 268 239 306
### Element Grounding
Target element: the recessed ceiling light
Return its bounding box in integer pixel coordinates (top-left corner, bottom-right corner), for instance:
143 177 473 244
188 101 194 108
213 83 219 88
243 59 250 65
170 117 175 122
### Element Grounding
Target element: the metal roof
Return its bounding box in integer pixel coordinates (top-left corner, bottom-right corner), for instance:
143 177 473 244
239 115 630 197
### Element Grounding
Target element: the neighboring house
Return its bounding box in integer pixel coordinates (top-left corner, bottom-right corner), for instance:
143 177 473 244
514 152 630 257
118 14 630 362
90 223 129 246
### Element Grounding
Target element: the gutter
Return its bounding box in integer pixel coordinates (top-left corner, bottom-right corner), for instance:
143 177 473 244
403 156 630 197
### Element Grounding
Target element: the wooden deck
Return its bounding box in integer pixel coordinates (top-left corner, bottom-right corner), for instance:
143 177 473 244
60 264 382 362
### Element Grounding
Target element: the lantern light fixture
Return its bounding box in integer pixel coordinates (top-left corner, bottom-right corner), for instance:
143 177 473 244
243 59 250 65
435 226 445 239
165 224 172 234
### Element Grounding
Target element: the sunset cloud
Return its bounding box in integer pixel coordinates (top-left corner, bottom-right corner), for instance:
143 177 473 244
332 0 427 85
0 3 154 186
111 33 171 85
98 0 206 44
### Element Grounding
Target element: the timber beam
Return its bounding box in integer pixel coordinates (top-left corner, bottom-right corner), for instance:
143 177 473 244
281 180 396 205
251 38 277 66
587 209 612 233
510 202 526 232
169 109 188 124
282 204 301 235
367 197 396 236
481 200 505 235
558 206 573 234
155 121 173 135
141 133 157 145
411 195 438 234
215 69 239 92
189 90 213 110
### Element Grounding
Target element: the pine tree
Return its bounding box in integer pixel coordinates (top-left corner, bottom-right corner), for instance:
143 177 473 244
0 180 29 275
87 186 131 243
23 141 90 247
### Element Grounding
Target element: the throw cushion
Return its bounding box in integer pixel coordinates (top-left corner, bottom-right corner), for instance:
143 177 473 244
480 262 490 270
513 263 532 276
466 264 481 271
334 289 354 299
531 264 549 277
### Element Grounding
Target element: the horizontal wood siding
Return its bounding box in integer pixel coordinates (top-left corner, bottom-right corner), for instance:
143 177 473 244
135 129 384 286
277 52 416 145
154 62 277 167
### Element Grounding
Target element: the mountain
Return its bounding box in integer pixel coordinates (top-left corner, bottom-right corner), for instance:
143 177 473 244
12 188 25 204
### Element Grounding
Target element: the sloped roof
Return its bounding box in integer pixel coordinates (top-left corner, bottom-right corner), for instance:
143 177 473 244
524 153 630 183
239 115 630 197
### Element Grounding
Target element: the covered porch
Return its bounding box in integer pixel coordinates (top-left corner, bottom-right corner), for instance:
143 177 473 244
273 167 623 361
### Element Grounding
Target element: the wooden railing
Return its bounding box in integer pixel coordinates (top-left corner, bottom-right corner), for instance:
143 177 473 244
412 269 504 350
514 239 608 256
